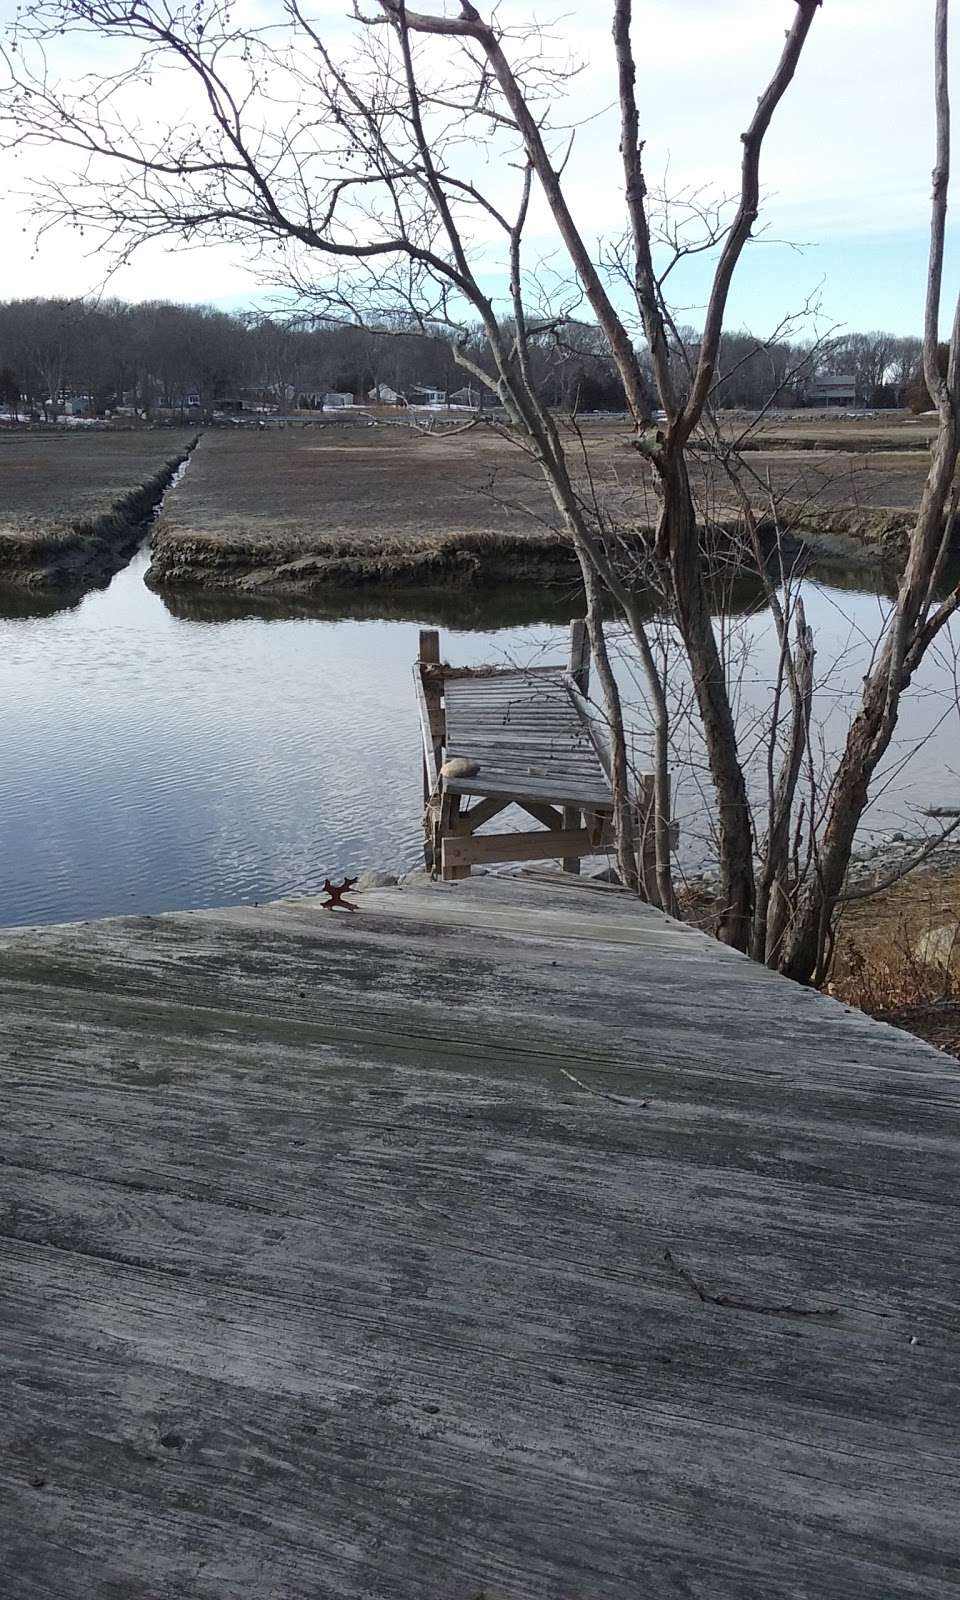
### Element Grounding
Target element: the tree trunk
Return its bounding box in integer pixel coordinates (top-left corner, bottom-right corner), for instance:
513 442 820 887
782 408 960 985
620 597 676 913
779 708 880 985
660 454 754 947
582 565 638 892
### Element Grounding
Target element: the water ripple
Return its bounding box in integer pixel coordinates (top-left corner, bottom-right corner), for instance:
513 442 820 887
2 544 957 927
0 545 567 925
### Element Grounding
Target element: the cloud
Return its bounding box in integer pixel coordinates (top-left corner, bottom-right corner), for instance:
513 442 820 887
0 0 950 321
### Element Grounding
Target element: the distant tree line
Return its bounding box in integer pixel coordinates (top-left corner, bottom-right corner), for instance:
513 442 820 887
0 296 928 420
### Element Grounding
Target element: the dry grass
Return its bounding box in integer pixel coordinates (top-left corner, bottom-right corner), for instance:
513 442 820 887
0 429 196 545
828 868 960 1059
150 424 594 591
748 413 936 449
156 424 568 550
0 428 196 592
148 418 940 593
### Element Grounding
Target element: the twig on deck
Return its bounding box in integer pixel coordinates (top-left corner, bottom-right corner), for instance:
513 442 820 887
559 1067 646 1107
663 1248 840 1319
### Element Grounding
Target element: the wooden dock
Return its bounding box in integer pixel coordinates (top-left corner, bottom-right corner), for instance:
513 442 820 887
417 624 644 880
1 870 959 1596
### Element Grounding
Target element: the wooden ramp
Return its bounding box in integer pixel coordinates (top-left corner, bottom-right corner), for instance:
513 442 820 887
416 623 643 880
1 872 959 1597
442 667 613 813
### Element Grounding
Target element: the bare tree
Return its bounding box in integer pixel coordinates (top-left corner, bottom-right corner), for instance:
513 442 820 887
2 0 958 983
778 0 960 980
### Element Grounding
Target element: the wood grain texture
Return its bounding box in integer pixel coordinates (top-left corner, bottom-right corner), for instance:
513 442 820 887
0 873 958 1598
443 670 613 815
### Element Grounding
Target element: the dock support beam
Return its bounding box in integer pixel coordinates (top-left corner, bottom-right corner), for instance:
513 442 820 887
562 619 591 874
418 629 444 869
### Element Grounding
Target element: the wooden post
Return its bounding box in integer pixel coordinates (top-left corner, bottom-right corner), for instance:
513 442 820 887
636 771 659 903
419 628 440 665
418 630 444 869
562 619 591 874
439 791 471 880
567 618 591 695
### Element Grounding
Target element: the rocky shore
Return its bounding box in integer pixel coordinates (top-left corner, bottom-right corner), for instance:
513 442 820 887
684 830 960 898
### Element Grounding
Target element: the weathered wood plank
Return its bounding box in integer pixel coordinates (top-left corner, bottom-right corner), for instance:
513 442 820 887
1 875 959 1598
460 795 509 832
441 825 611 869
445 757 608 783
413 666 441 789
440 664 563 681
516 798 564 829
444 774 613 806
444 730 599 748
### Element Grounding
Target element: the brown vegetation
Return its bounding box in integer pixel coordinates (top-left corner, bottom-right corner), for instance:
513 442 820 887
828 868 960 1059
0 427 195 590
150 424 607 592
147 420 942 595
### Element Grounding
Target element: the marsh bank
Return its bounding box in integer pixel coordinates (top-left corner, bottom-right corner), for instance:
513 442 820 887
0 421 945 603
146 423 943 598
0 429 196 596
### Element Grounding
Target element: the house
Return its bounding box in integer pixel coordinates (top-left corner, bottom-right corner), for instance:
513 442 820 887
368 384 402 405
448 385 484 408
406 385 446 406
322 391 354 409
805 373 858 408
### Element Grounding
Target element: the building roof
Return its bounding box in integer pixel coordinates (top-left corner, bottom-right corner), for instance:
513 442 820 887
809 374 857 389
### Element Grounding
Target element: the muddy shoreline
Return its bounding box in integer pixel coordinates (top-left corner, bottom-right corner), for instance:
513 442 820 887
142 517 907 601
143 526 588 597
0 505 925 604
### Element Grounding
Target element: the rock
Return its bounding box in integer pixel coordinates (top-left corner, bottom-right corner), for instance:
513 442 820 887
439 757 480 780
914 923 960 969
891 831 906 843
356 869 400 891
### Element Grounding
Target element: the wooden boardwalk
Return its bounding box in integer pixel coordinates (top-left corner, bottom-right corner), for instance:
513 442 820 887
1 871 959 1597
417 624 633 880
442 669 612 813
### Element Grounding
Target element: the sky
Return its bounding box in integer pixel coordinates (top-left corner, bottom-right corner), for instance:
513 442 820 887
0 0 956 339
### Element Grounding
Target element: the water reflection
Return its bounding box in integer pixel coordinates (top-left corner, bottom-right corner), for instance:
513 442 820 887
157 580 586 630
0 585 85 621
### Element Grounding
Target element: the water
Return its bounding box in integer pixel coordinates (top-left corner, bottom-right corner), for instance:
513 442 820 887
1 542 958 928
0 548 581 925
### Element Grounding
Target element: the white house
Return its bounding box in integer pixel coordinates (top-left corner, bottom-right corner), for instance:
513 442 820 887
322 391 354 409
368 384 402 405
